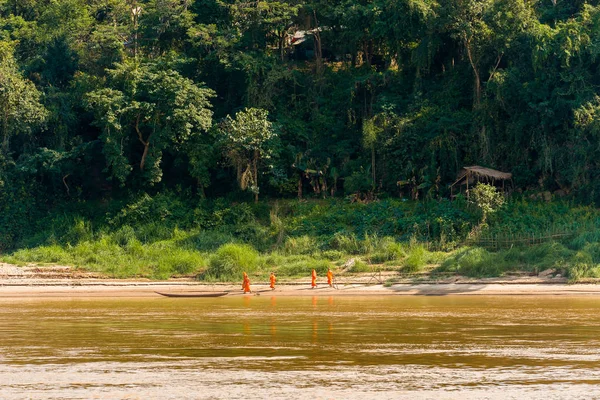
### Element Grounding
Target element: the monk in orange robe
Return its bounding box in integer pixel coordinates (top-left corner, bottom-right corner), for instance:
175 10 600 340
269 272 276 289
242 272 251 293
311 269 317 288
327 268 333 287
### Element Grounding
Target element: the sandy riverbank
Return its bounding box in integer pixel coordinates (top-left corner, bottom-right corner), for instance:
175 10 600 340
2 281 600 298
2 263 600 298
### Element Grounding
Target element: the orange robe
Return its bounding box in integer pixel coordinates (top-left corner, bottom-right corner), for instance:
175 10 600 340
242 273 251 293
270 274 276 289
311 269 317 288
327 270 333 286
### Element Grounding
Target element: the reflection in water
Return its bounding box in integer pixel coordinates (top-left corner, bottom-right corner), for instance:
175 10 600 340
1 296 600 399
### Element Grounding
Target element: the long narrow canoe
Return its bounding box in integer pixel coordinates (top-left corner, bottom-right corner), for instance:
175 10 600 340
155 291 228 298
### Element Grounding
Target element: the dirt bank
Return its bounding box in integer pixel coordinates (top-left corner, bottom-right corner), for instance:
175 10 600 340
2 263 600 298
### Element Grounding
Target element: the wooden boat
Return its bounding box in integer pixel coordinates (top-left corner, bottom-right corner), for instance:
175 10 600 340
155 291 228 298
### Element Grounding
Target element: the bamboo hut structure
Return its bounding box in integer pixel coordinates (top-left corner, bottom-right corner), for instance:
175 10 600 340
450 166 513 198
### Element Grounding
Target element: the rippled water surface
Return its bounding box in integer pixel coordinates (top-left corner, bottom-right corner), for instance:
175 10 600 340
1 295 600 399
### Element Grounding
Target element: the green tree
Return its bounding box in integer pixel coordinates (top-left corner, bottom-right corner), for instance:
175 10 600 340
0 41 47 155
442 0 535 160
86 60 215 184
471 182 504 223
221 107 278 202
139 0 196 54
185 130 218 198
362 115 381 189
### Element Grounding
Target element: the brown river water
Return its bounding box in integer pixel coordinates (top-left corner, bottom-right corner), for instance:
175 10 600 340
1 295 600 399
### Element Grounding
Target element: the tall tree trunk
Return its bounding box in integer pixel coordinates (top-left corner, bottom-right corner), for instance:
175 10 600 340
131 2 140 60
312 177 320 195
236 164 243 187
312 11 323 76
331 178 337 197
371 146 376 188
253 150 259 203
279 31 285 62
363 40 373 67
464 36 488 159
298 172 303 200
62 174 71 196
464 37 481 108
135 115 150 170
140 142 149 170
198 179 206 199
320 174 328 197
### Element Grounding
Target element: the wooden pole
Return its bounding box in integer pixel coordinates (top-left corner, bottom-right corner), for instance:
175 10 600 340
466 172 469 199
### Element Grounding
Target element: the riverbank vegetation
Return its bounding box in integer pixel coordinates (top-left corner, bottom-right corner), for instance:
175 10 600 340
3 194 600 282
3 1 600 281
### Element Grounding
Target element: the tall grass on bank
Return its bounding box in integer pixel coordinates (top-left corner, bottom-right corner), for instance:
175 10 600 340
5 195 600 281
4 235 206 279
439 241 600 280
205 243 260 280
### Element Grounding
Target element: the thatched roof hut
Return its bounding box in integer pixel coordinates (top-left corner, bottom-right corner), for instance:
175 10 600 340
450 166 512 196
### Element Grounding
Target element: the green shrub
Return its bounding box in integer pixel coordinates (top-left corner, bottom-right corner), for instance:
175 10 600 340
134 222 174 243
6 234 205 279
516 242 572 273
471 183 505 222
583 242 600 264
283 235 318 255
321 250 344 261
440 247 495 276
178 230 236 252
231 223 271 252
5 244 69 264
109 192 191 228
439 243 575 277
329 233 362 254
62 218 94 244
278 258 330 276
568 231 600 251
370 237 405 263
111 225 137 247
207 243 260 279
361 233 378 256
566 251 596 282
157 252 204 277
344 168 374 195
213 202 256 226
404 245 427 273
349 259 370 273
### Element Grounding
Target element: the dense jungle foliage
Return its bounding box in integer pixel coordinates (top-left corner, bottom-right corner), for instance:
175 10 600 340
3 0 600 279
